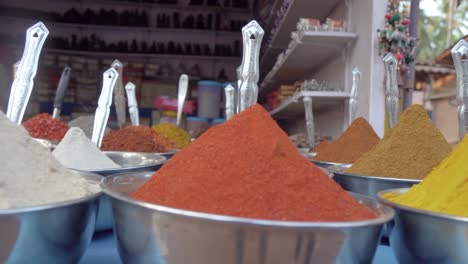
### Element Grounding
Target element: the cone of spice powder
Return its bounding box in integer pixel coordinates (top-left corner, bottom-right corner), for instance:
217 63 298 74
23 113 69 141
346 105 451 179
131 104 376 222
314 118 380 163
311 140 331 153
101 125 176 153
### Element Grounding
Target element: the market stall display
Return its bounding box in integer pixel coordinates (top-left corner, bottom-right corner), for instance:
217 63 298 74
0 111 101 263
102 104 393 263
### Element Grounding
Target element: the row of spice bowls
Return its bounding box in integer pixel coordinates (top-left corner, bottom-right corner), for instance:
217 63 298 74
4 155 465 264
308 161 468 263
1 163 393 264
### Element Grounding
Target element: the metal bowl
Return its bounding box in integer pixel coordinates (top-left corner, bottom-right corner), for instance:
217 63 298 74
0 172 102 264
378 188 468 263
297 147 310 155
329 164 420 198
159 149 179 159
311 160 352 169
102 172 394 264
85 151 167 176
78 151 167 231
33 138 58 150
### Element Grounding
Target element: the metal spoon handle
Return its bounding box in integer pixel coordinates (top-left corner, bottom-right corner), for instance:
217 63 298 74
13 60 20 79
111 59 126 128
125 82 139 126
303 96 315 147
347 67 361 127
224 84 235 120
177 74 189 127
52 66 71 119
6 22 49 124
383 53 399 128
92 68 119 147
236 66 241 114
451 39 468 140
238 20 264 113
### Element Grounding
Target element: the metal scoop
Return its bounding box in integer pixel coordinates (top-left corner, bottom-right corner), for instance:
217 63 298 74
177 74 189 127
383 53 399 129
52 66 71 119
6 22 49 124
347 67 361 127
111 59 126 128
224 84 235 120
125 82 139 126
451 39 468 140
238 20 264 113
92 68 119 147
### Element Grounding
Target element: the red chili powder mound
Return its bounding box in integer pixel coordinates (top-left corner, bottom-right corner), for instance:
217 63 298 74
314 118 380 163
131 105 376 221
22 113 69 141
101 125 175 153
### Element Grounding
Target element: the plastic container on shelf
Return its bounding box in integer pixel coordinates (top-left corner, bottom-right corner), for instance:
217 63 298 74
197 80 222 119
160 110 178 125
185 116 210 138
211 118 225 127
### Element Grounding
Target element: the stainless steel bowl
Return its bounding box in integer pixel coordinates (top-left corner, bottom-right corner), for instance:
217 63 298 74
311 160 352 169
329 164 420 198
0 172 102 264
79 151 166 231
378 188 468 264
102 172 394 264
85 151 167 176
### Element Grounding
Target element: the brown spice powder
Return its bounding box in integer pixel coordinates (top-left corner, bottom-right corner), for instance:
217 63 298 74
311 140 331 153
346 105 451 179
314 118 380 163
101 125 175 153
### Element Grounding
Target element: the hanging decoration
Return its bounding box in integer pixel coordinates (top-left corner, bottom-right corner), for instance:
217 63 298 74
377 0 417 75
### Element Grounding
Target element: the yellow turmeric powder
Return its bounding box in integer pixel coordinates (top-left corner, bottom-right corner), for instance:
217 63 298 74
384 135 468 217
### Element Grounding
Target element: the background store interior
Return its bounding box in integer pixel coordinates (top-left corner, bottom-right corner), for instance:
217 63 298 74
0 0 466 143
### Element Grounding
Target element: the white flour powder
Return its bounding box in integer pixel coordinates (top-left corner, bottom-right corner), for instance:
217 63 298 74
0 112 100 209
53 127 120 170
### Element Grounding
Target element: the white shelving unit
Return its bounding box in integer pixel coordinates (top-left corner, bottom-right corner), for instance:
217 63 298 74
258 0 386 139
269 91 350 118
266 0 343 49
260 31 357 95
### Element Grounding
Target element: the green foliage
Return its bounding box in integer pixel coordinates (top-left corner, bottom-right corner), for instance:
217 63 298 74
417 0 468 62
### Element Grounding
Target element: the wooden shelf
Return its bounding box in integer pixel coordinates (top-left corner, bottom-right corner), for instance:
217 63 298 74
260 31 357 95
267 0 343 49
34 0 252 14
269 91 349 119
0 15 240 36
41 48 241 62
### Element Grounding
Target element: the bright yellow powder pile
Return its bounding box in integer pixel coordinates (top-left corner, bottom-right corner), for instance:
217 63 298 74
384 135 468 217
152 123 191 149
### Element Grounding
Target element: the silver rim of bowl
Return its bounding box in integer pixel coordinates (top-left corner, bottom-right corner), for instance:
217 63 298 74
377 188 468 223
101 172 395 229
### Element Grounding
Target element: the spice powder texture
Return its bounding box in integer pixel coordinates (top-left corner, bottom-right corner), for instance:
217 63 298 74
131 104 376 221
101 125 175 153
384 134 468 217
346 105 451 179
23 113 69 141
311 140 331 153
314 118 380 163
